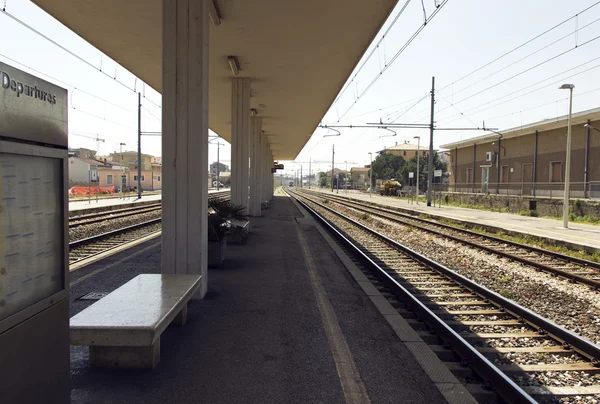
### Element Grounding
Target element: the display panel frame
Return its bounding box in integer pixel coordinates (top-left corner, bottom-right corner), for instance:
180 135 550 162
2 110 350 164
0 139 68 334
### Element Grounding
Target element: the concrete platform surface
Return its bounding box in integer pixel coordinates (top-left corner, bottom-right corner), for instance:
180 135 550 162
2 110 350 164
69 194 162 211
68 195 448 404
316 188 600 253
69 189 227 212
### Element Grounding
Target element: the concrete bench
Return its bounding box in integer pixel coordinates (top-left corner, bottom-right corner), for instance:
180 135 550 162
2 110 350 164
70 274 202 369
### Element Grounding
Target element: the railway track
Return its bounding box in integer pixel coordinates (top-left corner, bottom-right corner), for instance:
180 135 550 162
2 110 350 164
288 189 600 403
69 219 162 266
298 189 600 289
69 203 162 227
69 191 230 267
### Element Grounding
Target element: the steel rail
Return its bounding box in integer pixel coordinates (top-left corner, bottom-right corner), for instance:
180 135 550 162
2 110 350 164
301 189 600 289
69 203 162 222
290 189 600 401
286 190 537 404
69 218 162 249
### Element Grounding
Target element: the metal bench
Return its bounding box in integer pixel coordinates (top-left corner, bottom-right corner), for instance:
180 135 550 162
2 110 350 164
70 274 202 369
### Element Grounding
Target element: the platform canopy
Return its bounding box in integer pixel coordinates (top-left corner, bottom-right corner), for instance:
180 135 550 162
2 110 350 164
32 0 398 160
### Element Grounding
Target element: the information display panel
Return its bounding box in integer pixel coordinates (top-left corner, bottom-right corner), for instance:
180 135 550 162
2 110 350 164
0 151 64 321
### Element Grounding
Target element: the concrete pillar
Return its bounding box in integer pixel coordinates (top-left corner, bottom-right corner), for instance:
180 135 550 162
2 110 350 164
269 150 274 198
262 138 270 204
162 0 209 298
257 131 264 207
248 116 262 216
231 78 251 213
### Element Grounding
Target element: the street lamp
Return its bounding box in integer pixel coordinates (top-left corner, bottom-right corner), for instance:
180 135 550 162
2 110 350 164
584 123 600 133
559 83 575 229
368 152 373 198
413 136 420 204
209 138 225 190
119 143 126 195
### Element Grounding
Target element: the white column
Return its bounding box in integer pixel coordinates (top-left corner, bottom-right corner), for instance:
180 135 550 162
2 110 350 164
269 150 274 198
262 138 269 203
257 131 264 208
231 78 251 213
248 116 262 216
162 0 209 298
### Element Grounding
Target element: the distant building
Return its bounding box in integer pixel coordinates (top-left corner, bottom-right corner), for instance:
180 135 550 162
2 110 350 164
441 107 600 198
350 167 370 187
378 142 432 159
108 151 162 191
210 162 229 175
68 157 125 188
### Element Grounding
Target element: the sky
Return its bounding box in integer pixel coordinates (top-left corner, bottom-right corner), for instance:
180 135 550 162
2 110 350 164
1 0 600 177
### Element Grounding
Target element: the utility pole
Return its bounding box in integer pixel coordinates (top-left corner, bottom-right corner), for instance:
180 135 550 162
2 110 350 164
137 92 142 199
309 159 311 189
331 144 335 192
217 142 221 189
427 76 435 207
301 165 303 188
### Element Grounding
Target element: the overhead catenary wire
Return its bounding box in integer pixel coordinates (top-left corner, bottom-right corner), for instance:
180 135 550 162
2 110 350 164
332 0 414 105
0 8 160 107
437 58 600 126
0 52 138 114
449 15 600 99
438 0 600 93
336 0 449 121
433 33 600 117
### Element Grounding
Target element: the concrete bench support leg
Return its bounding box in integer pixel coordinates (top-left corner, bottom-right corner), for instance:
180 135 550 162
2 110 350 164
89 341 160 369
171 304 188 326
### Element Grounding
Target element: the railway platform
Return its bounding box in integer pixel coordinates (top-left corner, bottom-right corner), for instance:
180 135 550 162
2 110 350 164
68 193 470 404
69 189 227 213
317 189 600 254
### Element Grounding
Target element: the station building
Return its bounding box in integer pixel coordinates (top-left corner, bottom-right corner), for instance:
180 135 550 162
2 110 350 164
441 107 600 198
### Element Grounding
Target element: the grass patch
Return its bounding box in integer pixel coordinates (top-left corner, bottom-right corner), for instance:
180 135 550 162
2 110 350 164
519 209 538 217
437 217 600 264
499 289 517 300
496 275 512 284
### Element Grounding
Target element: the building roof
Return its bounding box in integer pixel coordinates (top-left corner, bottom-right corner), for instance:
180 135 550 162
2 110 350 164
31 0 399 160
378 142 433 154
440 106 600 149
351 167 370 172
71 157 114 168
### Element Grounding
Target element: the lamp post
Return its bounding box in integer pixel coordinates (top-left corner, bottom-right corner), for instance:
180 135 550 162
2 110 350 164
209 138 224 190
413 136 420 204
368 152 373 198
119 142 126 196
344 161 348 193
559 83 575 229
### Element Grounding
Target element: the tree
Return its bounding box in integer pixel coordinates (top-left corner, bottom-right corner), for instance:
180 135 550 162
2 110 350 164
211 161 229 172
318 171 328 187
371 153 406 183
399 152 447 191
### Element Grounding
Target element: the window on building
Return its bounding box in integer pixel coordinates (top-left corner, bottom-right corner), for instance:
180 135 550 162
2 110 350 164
106 175 113 185
466 168 473 184
501 165 509 183
158 176 161 182
403 151 406 156
550 162 562 183
133 175 145 181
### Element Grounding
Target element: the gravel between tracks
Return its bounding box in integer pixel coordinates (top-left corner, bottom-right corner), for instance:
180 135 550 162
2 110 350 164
69 211 162 242
324 199 600 346
299 194 600 404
